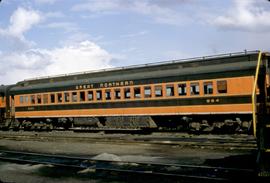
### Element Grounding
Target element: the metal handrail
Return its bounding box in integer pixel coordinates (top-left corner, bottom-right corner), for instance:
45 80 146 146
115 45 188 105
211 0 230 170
252 51 263 137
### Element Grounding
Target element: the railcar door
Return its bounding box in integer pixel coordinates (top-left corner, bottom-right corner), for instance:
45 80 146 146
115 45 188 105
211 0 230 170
0 106 4 123
0 95 7 128
267 56 270 102
4 89 15 128
10 95 15 119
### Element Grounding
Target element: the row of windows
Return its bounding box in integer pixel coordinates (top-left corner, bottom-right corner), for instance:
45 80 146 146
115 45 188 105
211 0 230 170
19 80 227 105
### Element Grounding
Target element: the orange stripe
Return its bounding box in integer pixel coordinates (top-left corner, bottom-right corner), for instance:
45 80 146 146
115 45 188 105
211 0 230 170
15 104 252 118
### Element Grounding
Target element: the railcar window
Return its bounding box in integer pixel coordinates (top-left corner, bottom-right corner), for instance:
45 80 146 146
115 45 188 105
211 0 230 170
190 83 200 95
178 84 187 96
105 90 111 100
155 86 163 97
24 96 29 104
96 90 102 100
217 80 227 93
87 91 94 101
166 85 174 96
19 96 24 104
64 93 70 102
114 89 121 99
134 87 141 98
72 92 78 102
203 82 213 94
50 94 55 103
144 86 151 98
124 88 131 99
37 95 42 104
80 91 85 101
30 95 35 104
43 94 48 104
57 93 62 103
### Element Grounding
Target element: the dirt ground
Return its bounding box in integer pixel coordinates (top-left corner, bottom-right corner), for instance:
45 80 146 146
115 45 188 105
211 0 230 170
0 131 257 183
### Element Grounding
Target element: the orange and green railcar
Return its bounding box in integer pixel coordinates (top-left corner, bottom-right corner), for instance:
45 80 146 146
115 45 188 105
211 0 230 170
1 50 269 133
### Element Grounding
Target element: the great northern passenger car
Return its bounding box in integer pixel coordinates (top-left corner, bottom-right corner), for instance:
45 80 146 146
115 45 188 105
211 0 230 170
0 50 269 133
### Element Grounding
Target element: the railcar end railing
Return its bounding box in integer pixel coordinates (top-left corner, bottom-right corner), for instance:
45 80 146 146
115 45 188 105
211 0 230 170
252 51 262 137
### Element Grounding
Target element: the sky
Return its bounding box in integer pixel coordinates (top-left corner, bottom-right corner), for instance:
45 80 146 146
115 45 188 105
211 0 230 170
1 0 270 84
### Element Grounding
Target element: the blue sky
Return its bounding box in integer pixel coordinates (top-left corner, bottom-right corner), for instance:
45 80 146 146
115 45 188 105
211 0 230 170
1 0 270 84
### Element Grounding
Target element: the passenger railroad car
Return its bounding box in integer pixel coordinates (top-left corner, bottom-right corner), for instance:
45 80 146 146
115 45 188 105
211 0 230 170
0 50 269 133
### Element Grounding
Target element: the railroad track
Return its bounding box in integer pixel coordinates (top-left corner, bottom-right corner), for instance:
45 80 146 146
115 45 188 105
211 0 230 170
0 150 258 182
0 132 257 150
0 133 257 150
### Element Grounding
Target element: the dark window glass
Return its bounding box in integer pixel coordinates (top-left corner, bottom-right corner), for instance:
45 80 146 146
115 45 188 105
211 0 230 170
20 96 24 104
204 82 213 94
166 85 174 96
57 93 62 103
114 89 121 99
37 95 42 104
96 90 102 100
155 86 163 97
30 95 35 104
72 92 77 102
178 84 187 96
105 90 111 100
124 88 130 99
134 87 141 98
88 91 93 101
25 96 29 104
50 94 55 103
144 86 151 98
217 80 227 93
80 91 85 101
190 83 200 95
64 93 70 102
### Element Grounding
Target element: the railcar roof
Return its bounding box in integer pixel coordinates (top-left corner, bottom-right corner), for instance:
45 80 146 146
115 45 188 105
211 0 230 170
22 50 260 83
0 85 6 94
0 85 14 95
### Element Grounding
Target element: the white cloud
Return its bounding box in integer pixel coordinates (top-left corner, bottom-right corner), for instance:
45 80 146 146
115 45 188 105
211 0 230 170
0 50 51 84
45 41 112 74
72 0 270 29
34 0 57 4
8 7 41 37
212 0 270 32
72 0 121 12
0 41 113 84
2 50 51 71
0 7 113 84
132 1 183 25
72 0 190 25
0 7 42 49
